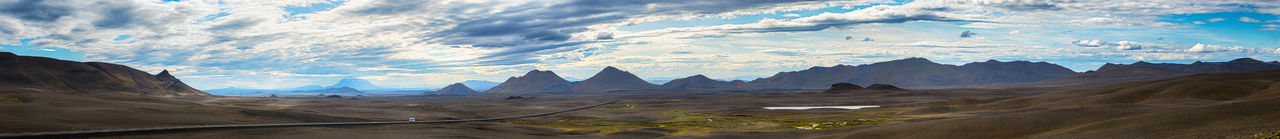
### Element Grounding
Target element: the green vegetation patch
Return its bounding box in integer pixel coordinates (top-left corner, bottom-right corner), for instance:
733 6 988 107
1252 130 1280 139
508 108 908 135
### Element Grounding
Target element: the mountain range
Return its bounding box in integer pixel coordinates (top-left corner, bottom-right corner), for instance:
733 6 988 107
740 58 1078 89
1097 58 1280 73
0 52 208 96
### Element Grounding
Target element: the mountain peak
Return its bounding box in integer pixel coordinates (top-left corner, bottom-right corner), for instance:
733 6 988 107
155 69 180 82
603 66 621 71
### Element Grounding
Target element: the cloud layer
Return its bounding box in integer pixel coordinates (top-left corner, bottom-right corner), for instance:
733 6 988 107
1 0 1278 89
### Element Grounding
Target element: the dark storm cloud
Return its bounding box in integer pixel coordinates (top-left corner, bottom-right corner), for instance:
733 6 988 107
396 0 837 65
91 1 151 29
0 0 72 22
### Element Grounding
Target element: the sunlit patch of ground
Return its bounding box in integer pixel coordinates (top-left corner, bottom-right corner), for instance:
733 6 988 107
508 107 910 135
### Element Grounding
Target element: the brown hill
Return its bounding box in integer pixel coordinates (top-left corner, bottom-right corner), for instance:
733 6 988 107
660 74 737 89
821 83 862 93
0 52 207 96
484 70 572 93
741 58 1077 89
571 66 656 92
432 83 479 95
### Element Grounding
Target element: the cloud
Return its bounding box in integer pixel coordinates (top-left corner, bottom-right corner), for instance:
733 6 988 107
758 48 807 56
862 37 874 41
1071 40 1143 50
1193 21 1206 24
39 48 55 51
1008 30 1021 34
960 30 977 38
1186 43 1243 53
1241 17 1261 23
783 13 801 17
1207 18 1225 22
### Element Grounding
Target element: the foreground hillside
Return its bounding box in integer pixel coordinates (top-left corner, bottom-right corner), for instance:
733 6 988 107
786 69 1280 138
0 52 206 97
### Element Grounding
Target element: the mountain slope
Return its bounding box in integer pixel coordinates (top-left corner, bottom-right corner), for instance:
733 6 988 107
741 58 1078 89
484 70 572 93
571 66 657 92
660 75 737 89
0 52 208 96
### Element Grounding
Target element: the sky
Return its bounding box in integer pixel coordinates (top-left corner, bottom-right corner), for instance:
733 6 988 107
0 0 1278 90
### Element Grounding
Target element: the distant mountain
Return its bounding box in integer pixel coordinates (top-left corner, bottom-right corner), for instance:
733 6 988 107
431 83 479 95
660 75 738 89
571 66 657 92
291 85 325 90
460 80 501 91
0 52 208 96
644 77 679 84
485 70 572 93
302 87 363 94
563 77 586 82
1097 58 1280 73
741 58 1078 89
326 78 379 90
205 87 274 95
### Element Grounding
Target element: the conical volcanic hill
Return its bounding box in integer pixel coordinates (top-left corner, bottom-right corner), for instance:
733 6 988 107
485 70 572 93
433 83 479 95
571 66 657 92
660 74 737 89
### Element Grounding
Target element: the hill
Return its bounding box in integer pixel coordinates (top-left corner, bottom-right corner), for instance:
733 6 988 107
660 75 738 89
0 52 208 96
432 83 479 95
485 70 572 93
571 66 657 92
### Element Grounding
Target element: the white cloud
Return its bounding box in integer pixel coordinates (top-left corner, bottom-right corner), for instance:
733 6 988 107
1186 43 1244 53
782 13 801 17
1207 18 1226 22
39 48 55 51
1072 40 1143 50
1008 30 1021 34
1241 17 1262 23
1193 21 1206 24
